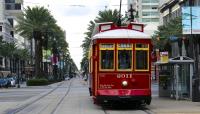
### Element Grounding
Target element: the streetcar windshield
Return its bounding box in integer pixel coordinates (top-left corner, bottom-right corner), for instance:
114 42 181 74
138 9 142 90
118 50 132 69
101 50 114 69
117 43 132 70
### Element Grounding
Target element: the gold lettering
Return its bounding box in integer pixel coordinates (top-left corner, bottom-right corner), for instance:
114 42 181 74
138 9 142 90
116 74 133 78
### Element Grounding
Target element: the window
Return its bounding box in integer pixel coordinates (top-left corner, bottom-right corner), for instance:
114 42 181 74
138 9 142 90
142 12 151 16
10 31 14 37
151 18 159 22
135 43 149 71
142 18 151 22
0 57 3 66
117 44 132 70
152 7 157 9
142 0 150 3
100 44 114 70
15 3 21 10
5 0 15 3
0 26 2 32
5 4 11 10
151 0 159 3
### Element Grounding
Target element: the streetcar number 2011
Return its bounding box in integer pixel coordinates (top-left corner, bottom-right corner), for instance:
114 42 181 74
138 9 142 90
117 74 132 78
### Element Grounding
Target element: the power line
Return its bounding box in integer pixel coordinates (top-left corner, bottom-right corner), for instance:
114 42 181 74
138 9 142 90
23 1 127 7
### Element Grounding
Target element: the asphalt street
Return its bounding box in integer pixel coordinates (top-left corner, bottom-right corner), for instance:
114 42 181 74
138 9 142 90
0 78 200 114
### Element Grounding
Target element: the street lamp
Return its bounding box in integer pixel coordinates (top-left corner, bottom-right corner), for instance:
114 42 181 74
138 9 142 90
128 4 136 22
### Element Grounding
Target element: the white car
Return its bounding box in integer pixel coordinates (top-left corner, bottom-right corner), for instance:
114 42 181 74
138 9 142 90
8 77 16 87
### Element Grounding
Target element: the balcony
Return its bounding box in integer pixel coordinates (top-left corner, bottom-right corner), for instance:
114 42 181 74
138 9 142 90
5 0 23 17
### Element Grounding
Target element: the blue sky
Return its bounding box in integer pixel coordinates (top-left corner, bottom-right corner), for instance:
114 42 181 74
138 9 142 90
23 0 128 69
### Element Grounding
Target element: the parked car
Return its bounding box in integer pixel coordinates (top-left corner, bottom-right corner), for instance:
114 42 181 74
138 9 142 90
0 77 9 88
0 78 6 87
7 77 16 87
6 73 17 87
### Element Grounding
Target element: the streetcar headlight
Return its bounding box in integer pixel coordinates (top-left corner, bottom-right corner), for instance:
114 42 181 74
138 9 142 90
122 81 128 87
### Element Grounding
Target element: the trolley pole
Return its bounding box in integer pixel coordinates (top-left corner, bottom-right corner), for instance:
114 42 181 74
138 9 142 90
117 0 122 27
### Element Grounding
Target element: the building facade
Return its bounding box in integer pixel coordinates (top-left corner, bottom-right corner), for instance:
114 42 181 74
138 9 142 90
0 0 23 71
159 0 200 101
127 0 160 35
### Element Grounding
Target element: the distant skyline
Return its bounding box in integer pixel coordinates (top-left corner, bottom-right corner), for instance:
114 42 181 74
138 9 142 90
23 0 127 69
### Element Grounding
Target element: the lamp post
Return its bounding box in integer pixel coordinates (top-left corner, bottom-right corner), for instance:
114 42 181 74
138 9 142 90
128 4 136 22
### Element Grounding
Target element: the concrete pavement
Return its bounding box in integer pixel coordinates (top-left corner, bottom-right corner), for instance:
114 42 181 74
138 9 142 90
150 96 200 114
150 82 200 114
1 79 200 114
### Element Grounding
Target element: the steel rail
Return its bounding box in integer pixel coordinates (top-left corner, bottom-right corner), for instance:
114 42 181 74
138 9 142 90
6 80 70 114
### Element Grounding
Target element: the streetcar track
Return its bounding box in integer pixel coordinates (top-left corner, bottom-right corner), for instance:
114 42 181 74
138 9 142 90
142 108 155 114
102 106 155 114
6 81 70 114
50 80 73 114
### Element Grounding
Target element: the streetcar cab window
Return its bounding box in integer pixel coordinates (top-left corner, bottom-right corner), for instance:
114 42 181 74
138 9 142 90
117 43 132 71
100 44 114 70
135 43 149 71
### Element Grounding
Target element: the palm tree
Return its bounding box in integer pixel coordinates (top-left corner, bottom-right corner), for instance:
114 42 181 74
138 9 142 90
81 9 121 77
15 6 57 78
94 9 120 23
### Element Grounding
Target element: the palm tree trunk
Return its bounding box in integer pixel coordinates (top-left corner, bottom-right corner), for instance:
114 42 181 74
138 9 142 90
34 36 43 78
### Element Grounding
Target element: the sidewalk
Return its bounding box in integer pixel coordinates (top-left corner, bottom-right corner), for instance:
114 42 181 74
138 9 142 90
150 96 200 114
150 81 200 114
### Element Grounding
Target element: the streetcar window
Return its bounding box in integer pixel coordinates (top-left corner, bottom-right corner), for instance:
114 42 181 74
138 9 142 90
118 50 132 70
135 43 149 71
101 50 114 69
136 50 148 70
100 44 115 70
117 43 132 70
136 43 148 48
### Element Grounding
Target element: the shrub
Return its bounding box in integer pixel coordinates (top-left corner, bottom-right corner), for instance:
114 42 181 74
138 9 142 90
26 79 49 86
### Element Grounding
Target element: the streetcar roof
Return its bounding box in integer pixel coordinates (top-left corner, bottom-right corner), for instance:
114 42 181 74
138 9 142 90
92 29 151 39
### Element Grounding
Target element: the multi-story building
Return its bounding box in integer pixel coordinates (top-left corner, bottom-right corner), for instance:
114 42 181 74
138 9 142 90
127 0 160 35
0 0 23 71
159 0 200 101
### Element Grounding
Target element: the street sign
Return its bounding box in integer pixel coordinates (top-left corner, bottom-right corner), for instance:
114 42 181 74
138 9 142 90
169 36 178 41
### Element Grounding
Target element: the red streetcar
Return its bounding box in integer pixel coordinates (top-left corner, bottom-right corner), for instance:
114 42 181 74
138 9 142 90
88 22 152 105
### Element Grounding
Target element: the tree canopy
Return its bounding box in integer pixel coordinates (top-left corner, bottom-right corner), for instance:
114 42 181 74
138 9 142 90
15 6 74 78
152 17 182 51
81 9 122 75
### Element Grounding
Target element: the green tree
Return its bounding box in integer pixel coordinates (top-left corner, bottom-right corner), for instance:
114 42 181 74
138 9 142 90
81 9 121 76
152 17 182 52
15 6 57 78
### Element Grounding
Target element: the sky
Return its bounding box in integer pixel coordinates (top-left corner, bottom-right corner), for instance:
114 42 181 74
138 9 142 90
23 0 128 70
